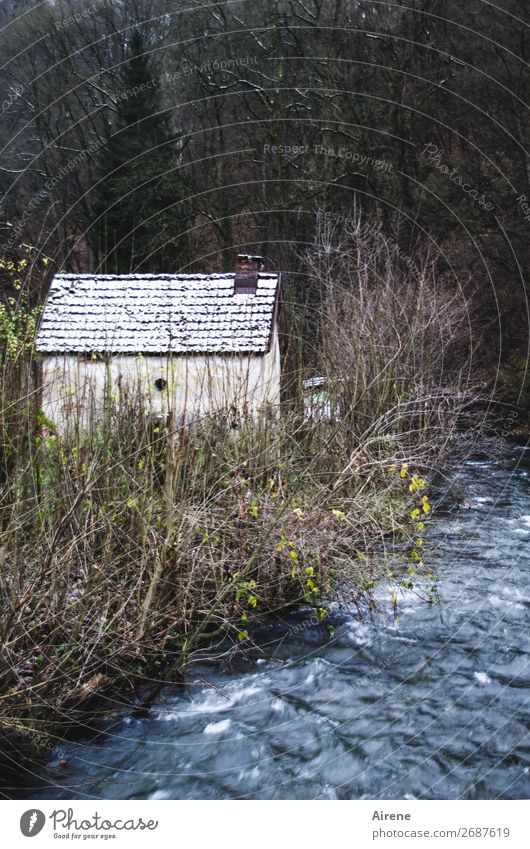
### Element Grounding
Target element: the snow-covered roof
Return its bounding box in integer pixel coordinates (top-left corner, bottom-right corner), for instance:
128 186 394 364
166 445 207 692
36 273 280 354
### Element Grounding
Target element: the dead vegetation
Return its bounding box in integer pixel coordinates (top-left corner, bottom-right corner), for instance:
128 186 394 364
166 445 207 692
0 224 480 749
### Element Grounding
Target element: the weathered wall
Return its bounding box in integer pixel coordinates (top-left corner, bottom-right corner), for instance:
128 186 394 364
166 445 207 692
40 331 281 432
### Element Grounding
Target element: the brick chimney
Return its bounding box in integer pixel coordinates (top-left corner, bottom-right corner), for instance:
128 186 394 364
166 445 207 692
234 254 265 294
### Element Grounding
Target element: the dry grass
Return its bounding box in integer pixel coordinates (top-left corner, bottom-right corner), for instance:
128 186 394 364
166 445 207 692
0 225 480 749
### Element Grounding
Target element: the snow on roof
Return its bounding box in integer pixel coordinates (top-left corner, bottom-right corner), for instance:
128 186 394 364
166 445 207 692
36 273 280 354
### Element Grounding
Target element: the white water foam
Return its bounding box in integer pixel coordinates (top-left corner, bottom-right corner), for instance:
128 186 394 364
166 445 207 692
474 671 492 685
203 718 231 735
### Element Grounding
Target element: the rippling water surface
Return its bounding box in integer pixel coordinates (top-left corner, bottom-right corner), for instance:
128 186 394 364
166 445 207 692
23 445 530 799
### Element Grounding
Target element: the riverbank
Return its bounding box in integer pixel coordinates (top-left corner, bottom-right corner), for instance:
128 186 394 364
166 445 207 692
0 232 478 774
0 395 437 764
11 443 530 800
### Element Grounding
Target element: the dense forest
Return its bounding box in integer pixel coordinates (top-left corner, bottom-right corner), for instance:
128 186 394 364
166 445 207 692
0 0 528 402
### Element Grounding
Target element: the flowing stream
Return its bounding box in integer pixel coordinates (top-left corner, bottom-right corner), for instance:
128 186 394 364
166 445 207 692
21 444 530 799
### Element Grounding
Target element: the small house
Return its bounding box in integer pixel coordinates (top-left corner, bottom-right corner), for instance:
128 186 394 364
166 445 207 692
36 256 281 431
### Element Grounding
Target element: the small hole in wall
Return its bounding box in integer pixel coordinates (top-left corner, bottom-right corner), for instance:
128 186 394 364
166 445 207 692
154 378 167 391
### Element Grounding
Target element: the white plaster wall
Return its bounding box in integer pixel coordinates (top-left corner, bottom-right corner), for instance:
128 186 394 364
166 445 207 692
40 330 281 432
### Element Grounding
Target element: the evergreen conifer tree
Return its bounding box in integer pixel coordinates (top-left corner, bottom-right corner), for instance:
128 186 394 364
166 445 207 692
92 29 187 272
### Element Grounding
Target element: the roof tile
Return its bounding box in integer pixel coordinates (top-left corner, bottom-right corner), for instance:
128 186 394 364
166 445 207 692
36 273 280 354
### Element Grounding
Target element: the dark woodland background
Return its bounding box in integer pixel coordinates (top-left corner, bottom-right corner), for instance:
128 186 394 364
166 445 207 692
0 0 528 405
